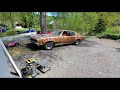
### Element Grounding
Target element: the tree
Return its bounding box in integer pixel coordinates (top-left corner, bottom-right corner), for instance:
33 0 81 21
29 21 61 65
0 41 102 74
0 12 13 29
19 12 35 30
50 12 98 34
40 12 46 34
93 18 106 35
9 12 15 31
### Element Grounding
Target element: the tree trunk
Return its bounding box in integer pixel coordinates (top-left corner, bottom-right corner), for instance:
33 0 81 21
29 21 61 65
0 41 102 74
0 27 2 33
10 12 15 32
40 12 46 34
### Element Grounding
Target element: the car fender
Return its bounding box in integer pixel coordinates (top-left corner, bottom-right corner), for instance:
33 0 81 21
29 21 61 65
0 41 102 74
37 38 55 45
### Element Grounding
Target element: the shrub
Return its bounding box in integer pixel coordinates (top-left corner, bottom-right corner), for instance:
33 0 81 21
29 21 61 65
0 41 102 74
5 30 17 36
91 18 106 35
0 23 7 27
98 32 120 40
6 27 12 31
105 26 120 34
0 30 17 37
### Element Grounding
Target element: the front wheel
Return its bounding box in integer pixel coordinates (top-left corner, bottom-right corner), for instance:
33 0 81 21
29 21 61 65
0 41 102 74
74 39 80 45
17 31 20 34
44 42 54 50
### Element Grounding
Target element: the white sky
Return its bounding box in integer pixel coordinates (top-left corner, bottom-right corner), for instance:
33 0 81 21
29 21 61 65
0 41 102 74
35 12 54 16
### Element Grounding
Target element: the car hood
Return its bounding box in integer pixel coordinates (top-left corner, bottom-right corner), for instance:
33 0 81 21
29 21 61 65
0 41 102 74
30 34 55 39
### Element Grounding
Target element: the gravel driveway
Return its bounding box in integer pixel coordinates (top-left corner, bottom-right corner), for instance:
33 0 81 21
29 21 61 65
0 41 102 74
36 37 120 78
7 36 120 78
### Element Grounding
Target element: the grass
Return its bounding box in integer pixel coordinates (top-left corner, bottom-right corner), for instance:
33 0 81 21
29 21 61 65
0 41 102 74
8 46 36 58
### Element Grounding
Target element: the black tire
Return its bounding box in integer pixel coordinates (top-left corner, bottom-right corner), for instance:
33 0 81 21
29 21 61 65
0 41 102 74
44 42 54 50
74 39 80 45
17 31 20 34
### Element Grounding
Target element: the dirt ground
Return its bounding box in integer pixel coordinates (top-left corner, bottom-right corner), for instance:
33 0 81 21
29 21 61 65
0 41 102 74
7 37 120 78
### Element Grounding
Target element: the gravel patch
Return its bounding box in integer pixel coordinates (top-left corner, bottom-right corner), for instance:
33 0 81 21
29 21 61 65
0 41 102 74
5 36 120 78
37 37 120 78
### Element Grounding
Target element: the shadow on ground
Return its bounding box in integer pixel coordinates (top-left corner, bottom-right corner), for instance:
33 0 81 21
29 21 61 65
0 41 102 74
77 40 100 47
25 43 42 51
10 71 19 76
25 40 100 50
25 40 100 51
26 43 73 50
55 43 73 48
116 48 120 53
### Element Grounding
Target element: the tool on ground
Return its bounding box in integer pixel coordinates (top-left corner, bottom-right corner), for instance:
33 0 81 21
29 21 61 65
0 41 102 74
37 60 51 73
21 58 39 78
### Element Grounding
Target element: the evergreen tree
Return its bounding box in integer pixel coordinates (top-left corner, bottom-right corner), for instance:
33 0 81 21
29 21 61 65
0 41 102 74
94 18 106 34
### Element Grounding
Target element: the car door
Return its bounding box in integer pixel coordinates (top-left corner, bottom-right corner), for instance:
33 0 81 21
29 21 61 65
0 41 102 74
60 31 70 44
67 31 76 43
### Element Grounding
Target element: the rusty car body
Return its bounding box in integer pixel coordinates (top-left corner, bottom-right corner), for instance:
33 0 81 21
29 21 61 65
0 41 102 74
30 30 86 50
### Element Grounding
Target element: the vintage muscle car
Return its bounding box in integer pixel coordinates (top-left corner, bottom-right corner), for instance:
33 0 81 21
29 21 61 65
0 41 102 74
30 30 86 50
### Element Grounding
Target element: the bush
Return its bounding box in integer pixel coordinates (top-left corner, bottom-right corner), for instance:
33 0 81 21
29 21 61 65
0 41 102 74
105 26 120 34
6 27 12 31
0 23 7 27
98 32 120 40
6 30 17 36
97 26 120 40
0 30 17 37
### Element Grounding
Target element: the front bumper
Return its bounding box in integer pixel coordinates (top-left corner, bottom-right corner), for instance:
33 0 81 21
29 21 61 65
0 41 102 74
30 40 40 46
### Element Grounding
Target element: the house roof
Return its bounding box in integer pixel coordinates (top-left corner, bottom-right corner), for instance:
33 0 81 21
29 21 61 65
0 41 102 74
0 44 12 78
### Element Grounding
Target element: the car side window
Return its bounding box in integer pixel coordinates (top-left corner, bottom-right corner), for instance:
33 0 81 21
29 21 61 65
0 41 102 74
58 31 62 35
67 31 71 36
62 31 68 36
62 31 71 36
70 32 75 36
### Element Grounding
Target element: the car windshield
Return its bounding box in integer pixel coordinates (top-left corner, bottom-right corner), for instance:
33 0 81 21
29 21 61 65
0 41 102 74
51 30 62 36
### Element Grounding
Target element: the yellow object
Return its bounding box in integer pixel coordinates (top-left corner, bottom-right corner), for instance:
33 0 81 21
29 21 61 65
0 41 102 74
26 58 35 64
27 75 32 78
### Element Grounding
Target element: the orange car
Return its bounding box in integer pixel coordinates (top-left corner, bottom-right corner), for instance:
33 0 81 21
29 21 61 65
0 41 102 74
30 30 86 50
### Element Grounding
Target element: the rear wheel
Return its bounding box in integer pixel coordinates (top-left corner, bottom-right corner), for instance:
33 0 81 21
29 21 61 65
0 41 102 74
44 42 54 50
74 39 80 45
17 31 20 34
